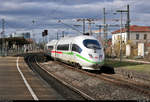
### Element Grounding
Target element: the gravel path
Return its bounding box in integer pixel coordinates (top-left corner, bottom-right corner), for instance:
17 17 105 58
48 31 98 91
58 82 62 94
40 61 150 100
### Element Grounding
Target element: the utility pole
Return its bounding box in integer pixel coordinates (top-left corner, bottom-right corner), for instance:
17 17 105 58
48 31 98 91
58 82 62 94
83 19 85 34
120 12 123 62
1 19 5 56
86 18 95 35
97 25 101 37
116 12 124 62
62 31 64 37
32 20 35 52
96 25 102 40
76 18 86 34
57 32 59 40
116 5 129 61
2 19 5 37
77 18 97 35
103 8 109 52
127 4 130 41
32 20 35 40
103 8 107 41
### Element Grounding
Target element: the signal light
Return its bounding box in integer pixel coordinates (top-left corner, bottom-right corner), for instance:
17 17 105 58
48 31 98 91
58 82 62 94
44 30 48 35
88 54 93 58
42 30 48 36
83 32 90 36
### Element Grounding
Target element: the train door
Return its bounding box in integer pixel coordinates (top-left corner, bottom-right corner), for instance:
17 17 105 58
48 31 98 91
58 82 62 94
54 41 59 59
54 44 57 60
70 43 76 63
72 44 82 63
71 44 82 68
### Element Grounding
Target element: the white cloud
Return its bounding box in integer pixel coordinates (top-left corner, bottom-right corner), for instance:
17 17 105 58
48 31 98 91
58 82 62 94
0 0 150 41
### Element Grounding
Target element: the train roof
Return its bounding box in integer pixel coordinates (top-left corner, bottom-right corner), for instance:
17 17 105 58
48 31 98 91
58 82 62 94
46 35 99 46
59 35 97 41
56 35 98 45
74 35 97 40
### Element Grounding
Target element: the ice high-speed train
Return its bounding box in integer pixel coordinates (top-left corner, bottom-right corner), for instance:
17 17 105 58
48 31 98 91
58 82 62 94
46 35 105 70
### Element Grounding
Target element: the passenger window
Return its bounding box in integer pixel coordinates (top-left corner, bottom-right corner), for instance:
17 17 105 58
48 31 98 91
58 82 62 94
57 44 69 51
48 46 53 50
72 44 82 53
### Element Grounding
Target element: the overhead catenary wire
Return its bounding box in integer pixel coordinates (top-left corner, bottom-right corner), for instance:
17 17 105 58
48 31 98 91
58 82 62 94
58 20 83 34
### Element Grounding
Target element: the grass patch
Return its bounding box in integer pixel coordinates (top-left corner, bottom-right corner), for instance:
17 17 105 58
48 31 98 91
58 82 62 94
122 64 150 73
104 60 142 68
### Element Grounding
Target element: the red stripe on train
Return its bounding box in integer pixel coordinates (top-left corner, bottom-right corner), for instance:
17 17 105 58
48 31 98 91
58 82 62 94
51 51 62 54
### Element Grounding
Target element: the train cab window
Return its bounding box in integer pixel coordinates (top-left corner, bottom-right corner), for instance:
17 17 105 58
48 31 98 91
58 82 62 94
57 44 69 51
72 44 82 53
48 46 53 50
83 39 101 49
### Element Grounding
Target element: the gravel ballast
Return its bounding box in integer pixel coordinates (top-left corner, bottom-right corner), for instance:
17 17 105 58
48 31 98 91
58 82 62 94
40 61 150 100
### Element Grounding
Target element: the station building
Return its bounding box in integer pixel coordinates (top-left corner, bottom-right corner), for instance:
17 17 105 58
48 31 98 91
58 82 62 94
0 32 33 56
112 25 150 46
111 25 150 57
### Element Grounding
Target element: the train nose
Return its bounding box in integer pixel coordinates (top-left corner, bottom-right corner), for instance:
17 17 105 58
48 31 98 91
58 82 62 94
88 53 103 61
88 49 104 62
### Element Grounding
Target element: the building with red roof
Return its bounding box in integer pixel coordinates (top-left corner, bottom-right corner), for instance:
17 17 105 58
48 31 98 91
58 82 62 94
112 25 150 46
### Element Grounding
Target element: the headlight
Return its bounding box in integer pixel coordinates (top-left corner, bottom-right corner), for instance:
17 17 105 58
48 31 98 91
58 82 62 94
88 54 93 58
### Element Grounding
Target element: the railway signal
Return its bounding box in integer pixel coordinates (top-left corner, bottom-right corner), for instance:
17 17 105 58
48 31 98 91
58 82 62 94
42 30 48 51
44 30 48 36
42 30 48 37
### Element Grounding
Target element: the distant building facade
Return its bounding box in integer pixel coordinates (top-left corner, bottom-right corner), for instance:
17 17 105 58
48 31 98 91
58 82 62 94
112 25 150 46
11 32 31 39
111 25 150 57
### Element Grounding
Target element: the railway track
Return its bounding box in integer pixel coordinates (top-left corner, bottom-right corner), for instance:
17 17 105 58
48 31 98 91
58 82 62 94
25 54 94 100
52 59 150 97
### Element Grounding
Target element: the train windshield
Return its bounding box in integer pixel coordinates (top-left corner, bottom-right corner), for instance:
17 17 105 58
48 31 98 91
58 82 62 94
83 39 101 49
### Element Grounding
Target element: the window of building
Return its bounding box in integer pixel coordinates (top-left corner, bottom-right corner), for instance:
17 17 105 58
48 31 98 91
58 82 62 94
57 44 69 51
144 34 147 40
136 34 139 40
117 35 121 40
72 44 82 53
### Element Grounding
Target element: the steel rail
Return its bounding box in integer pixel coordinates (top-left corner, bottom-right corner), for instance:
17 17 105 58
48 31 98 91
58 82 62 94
54 60 150 97
26 54 95 100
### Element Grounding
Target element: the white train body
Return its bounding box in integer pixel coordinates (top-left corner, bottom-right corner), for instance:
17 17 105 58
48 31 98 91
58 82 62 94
46 35 105 70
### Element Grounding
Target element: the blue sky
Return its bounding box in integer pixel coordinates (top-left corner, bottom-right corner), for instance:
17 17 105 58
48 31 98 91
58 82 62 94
0 0 150 42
